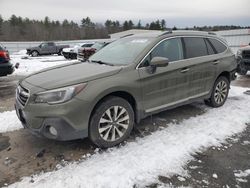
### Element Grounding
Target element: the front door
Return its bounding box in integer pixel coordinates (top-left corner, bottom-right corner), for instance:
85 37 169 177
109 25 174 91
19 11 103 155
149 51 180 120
138 37 190 114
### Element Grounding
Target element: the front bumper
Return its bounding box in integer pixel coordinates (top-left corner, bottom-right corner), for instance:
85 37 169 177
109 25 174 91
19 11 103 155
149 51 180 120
77 53 85 62
15 93 90 141
62 52 77 59
236 57 250 74
0 63 14 76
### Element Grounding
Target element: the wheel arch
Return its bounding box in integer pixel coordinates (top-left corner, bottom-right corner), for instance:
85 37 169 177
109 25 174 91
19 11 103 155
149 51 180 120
217 71 230 82
31 50 39 55
89 90 140 128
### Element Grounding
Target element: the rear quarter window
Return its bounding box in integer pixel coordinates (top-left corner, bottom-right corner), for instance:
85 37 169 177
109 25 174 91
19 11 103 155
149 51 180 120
183 37 208 58
0 45 3 50
204 39 215 55
208 38 227 53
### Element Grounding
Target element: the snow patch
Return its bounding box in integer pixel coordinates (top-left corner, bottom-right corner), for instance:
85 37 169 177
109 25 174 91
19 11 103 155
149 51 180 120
8 86 250 188
10 53 78 76
12 50 27 55
234 169 250 178
212 173 218 179
0 111 22 133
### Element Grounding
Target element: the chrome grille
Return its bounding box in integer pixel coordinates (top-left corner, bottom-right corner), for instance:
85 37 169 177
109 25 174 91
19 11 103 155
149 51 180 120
16 85 29 106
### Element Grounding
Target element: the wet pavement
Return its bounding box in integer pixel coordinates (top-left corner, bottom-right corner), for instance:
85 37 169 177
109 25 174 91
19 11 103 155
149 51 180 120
0 74 249 187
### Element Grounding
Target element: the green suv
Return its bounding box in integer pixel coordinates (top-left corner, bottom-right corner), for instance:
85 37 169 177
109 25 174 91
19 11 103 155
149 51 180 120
15 31 237 148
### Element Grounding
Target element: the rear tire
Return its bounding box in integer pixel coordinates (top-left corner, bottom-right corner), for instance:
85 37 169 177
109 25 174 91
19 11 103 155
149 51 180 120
205 76 230 108
89 96 134 148
237 63 247 75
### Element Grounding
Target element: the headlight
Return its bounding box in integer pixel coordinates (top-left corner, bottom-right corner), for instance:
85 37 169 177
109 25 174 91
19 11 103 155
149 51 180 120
34 83 87 104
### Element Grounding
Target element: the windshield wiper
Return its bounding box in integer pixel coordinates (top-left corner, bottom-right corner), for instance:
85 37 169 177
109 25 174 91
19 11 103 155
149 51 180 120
90 60 114 66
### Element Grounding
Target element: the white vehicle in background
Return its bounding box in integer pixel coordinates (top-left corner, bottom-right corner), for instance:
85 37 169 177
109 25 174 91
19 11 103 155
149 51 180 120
62 42 95 59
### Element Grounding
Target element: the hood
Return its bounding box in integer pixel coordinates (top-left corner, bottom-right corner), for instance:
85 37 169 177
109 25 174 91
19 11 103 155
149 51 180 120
23 62 122 90
62 47 75 53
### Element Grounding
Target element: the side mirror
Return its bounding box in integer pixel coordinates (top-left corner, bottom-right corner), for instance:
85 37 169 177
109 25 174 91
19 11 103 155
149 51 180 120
147 57 169 74
150 57 169 67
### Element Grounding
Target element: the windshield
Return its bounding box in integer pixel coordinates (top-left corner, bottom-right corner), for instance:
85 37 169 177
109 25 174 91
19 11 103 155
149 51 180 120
92 43 105 51
89 37 153 65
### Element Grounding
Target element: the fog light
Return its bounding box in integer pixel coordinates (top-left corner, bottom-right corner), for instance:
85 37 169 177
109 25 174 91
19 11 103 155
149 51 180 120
49 126 57 136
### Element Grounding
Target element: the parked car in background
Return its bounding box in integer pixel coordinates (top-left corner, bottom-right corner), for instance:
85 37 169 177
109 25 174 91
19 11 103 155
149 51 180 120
15 31 236 148
26 42 69 57
62 42 95 59
236 43 250 75
77 42 110 61
0 44 14 77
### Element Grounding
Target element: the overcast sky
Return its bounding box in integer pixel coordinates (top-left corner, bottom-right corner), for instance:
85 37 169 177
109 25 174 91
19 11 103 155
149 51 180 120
0 0 249 27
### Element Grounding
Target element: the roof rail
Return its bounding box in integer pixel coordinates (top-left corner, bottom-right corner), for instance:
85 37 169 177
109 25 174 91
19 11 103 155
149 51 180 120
120 34 134 38
158 29 173 37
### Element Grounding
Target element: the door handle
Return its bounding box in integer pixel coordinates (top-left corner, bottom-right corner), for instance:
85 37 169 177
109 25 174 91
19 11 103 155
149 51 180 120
180 68 190 73
213 60 220 65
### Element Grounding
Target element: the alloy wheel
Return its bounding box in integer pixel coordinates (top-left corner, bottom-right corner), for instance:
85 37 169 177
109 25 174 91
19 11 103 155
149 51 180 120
98 106 130 142
32 51 38 57
214 80 228 104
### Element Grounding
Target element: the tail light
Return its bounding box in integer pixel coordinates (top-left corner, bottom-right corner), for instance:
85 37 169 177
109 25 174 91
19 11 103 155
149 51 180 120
0 51 10 61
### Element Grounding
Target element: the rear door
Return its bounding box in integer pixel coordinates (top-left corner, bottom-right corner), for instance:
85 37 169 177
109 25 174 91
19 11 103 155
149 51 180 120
138 37 190 113
182 37 218 97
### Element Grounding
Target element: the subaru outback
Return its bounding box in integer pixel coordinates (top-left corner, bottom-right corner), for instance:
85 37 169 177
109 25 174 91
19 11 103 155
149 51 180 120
15 31 237 148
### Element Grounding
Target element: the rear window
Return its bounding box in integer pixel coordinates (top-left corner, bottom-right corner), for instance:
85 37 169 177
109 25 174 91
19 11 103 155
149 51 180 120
0 45 3 50
183 37 208 58
208 38 227 53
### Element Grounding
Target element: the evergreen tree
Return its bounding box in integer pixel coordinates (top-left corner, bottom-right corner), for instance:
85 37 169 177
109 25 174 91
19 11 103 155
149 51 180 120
123 21 129 30
137 20 142 29
161 19 166 29
128 20 134 29
0 15 3 35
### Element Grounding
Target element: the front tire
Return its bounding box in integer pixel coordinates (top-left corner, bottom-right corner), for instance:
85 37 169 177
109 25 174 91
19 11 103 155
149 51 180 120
58 49 63 56
205 76 229 107
89 96 134 148
31 51 39 57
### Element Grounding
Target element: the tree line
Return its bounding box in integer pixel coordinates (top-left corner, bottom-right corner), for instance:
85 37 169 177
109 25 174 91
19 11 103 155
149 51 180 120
0 14 248 41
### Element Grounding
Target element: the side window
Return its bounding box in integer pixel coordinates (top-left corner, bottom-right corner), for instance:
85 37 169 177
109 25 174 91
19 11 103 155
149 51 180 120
204 39 215 55
208 38 227 53
48 42 54 46
41 43 48 48
183 37 208 58
151 38 184 62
